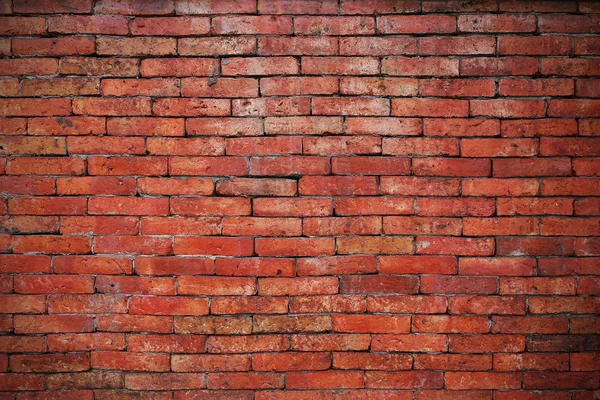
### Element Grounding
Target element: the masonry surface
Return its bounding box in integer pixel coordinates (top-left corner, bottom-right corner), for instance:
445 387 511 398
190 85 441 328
0 0 599 398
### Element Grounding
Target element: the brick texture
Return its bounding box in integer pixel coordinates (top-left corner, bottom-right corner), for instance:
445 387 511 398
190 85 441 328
0 0 599 398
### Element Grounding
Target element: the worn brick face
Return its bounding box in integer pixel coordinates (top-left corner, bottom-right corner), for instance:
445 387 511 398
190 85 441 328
0 0 598 398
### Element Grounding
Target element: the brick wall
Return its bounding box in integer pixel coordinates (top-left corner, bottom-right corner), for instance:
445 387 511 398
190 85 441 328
0 0 599 398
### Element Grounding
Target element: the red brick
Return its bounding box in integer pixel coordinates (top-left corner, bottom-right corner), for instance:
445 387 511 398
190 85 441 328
575 38 600 55
259 36 338 56
15 315 93 334
300 176 378 195
0 176 54 195
126 373 205 390
413 158 490 176
223 217 301 236
341 77 418 97
445 372 521 389
381 177 460 196
335 196 412 216
497 197 573 216
171 354 250 372
187 118 263 136
371 334 447 353
421 275 497 293
49 15 129 34
303 136 381 155
15 275 93 294
421 37 496 55
147 138 224 156
0 294 46 314
174 316 251 335
313 97 389 115
496 237 574 256
459 257 536 276
287 371 363 389
492 316 569 334
169 157 247 176
175 237 253 257
153 99 230 117
92 352 169 372
217 178 296 196
222 57 298 76
96 315 172 333
96 276 175 295
378 15 456 34
57 177 136 195
176 0 255 14
340 275 417 294
53 256 132 275
261 77 338 96
0 215 58 234
392 99 469 117
290 295 366 314
449 335 525 353
414 354 492 371
138 178 213 196
383 57 458 76
214 16 291 34
88 156 168 176
340 37 417 56
48 294 127 314
141 58 218 77
523 372 599 389
265 116 343 135
0 373 45 391
424 118 499 137
88 196 168 216
254 352 330 372
458 14 536 32
0 16 45 35
12 235 91 255
27 117 105 136
5 157 84 175
132 17 209 36
135 257 213 276
342 0 420 13
449 296 526 315
256 238 334 257
171 197 250 216
253 197 331 217
461 57 538 76
216 258 294 277
295 16 374 35
302 57 379 75
260 0 338 14
73 98 150 116
182 78 257 98
178 37 256 56
0 99 71 117
61 57 139 76
13 37 95 56
226 137 302 155
233 97 310 116
416 391 491 400
23 77 100 97
333 315 409 334
0 58 58 77
545 58 599 77
542 178 600 196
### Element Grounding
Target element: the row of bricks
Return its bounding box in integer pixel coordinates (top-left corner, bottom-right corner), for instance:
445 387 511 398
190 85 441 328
1 388 600 400
2 176 599 197
2 98 599 118
0 117 596 136
2 351 599 374
1 272 599 294
2 138 599 158
1 369 598 392
0 57 599 76
1 254 596 276
1 0 598 15
2 213 600 236
1 36 600 58
0 233 598 255
1 77 598 98
1 14 600 36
